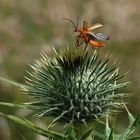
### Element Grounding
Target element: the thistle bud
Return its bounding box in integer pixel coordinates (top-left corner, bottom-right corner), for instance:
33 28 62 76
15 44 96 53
24 47 129 124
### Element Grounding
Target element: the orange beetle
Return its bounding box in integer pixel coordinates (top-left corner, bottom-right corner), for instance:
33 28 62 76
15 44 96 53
62 18 109 48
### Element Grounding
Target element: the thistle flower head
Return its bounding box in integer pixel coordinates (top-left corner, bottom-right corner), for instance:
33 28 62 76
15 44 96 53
24 47 129 124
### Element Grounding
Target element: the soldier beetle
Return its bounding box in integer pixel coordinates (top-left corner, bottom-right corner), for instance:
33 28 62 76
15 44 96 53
62 18 109 48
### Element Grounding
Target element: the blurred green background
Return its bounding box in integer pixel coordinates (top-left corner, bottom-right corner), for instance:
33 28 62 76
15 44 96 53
0 0 140 139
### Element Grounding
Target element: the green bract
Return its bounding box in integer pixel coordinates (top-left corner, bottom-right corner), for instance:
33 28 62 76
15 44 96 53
24 47 129 124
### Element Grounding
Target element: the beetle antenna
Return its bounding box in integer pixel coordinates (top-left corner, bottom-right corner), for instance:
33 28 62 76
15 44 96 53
76 16 79 28
62 18 77 29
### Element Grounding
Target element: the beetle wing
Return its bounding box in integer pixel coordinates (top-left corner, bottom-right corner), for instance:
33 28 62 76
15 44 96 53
88 32 109 40
88 23 104 31
86 32 97 40
95 33 109 40
83 21 88 31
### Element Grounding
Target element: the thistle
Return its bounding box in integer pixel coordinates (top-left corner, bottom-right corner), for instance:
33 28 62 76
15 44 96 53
24 47 129 125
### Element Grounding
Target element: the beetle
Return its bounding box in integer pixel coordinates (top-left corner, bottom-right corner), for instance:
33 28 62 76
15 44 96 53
62 18 109 48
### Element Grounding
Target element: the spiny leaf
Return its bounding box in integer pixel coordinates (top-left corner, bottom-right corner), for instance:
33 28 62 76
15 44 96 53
105 115 111 138
0 76 27 89
65 124 78 140
94 130 105 139
121 104 135 137
0 112 65 140
47 110 69 128
80 128 93 140
132 114 140 129
0 102 36 110
108 128 114 140
128 136 140 140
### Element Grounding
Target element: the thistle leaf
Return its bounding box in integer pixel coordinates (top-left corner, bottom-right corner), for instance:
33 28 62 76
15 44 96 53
0 76 27 89
0 112 65 140
80 128 93 140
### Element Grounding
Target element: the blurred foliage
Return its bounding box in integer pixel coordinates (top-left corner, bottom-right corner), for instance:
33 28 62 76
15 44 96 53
0 0 140 140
